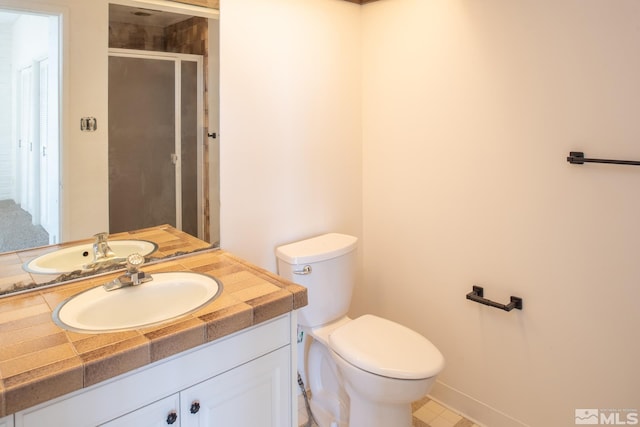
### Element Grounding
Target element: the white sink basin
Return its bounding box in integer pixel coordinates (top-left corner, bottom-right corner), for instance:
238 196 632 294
24 240 158 274
53 272 222 333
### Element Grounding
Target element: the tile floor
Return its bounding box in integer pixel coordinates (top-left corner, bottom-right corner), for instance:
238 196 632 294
298 394 481 427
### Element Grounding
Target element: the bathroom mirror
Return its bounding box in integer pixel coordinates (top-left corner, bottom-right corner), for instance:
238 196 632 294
0 0 220 296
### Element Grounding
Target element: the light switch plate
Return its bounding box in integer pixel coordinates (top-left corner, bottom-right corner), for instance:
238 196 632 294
80 117 97 132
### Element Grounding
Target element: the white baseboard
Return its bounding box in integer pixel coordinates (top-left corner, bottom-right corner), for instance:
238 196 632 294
429 381 530 427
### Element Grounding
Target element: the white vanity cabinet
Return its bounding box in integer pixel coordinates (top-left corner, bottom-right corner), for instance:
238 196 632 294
0 415 14 427
14 314 295 427
180 347 289 426
104 346 289 427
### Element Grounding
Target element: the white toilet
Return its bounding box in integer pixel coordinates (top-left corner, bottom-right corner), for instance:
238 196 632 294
276 233 444 427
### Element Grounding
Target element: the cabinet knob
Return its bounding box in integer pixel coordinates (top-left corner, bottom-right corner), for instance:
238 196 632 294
190 401 201 414
166 411 178 424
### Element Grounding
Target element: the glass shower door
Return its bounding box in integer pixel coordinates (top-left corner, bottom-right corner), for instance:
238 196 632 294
108 53 201 236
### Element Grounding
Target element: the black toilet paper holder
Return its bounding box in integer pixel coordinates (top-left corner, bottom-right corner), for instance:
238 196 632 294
466 286 523 312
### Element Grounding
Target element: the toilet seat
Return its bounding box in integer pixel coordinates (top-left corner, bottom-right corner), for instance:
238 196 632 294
328 314 444 380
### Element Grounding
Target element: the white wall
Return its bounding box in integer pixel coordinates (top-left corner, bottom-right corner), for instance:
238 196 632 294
361 0 640 425
219 0 363 269
12 14 48 68
62 0 109 241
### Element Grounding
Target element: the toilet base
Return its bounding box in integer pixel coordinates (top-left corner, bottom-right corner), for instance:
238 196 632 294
304 337 349 427
345 384 413 427
309 398 348 427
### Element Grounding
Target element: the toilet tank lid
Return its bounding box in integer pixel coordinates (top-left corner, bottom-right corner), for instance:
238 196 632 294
275 233 358 265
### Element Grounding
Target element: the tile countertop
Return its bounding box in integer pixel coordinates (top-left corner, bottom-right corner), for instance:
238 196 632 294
0 249 307 416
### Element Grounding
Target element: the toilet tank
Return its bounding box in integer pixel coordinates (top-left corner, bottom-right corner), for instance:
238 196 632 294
276 233 358 328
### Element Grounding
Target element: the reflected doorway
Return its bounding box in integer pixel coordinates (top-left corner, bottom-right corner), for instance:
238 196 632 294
0 9 60 252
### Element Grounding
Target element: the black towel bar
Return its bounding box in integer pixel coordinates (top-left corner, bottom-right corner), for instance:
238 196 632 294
466 286 523 312
567 151 640 166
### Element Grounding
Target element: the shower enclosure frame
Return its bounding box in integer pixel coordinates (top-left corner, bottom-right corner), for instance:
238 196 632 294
108 48 205 239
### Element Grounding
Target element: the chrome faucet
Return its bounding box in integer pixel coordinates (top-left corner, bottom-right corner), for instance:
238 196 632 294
82 232 122 270
93 232 116 262
103 253 153 291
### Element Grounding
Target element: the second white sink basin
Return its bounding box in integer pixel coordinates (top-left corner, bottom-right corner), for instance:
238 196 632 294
24 240 158 274
53 272 222 333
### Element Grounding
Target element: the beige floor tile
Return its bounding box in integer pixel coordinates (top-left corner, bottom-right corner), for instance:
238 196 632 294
414 405 441 423
413 417 431 427
424 399 447 414
431 415 460 427
441 408 463 424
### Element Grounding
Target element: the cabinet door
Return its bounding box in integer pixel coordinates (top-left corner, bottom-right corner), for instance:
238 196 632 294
181 347 290 427
101 394 180 427
0 415 14 427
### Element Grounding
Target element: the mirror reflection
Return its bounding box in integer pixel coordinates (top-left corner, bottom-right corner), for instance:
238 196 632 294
0 9 60 252
1 224 215 296
0 1 220 296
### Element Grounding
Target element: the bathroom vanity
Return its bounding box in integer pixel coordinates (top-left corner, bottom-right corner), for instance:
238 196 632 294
15 315 292 427
0 248 307 427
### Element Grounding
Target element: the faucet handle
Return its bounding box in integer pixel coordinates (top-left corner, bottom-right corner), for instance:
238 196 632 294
126 253 145 273
103 253 150 291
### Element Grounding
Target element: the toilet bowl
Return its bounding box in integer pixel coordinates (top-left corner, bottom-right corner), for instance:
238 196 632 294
329 314 443 427
276 233 444 427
